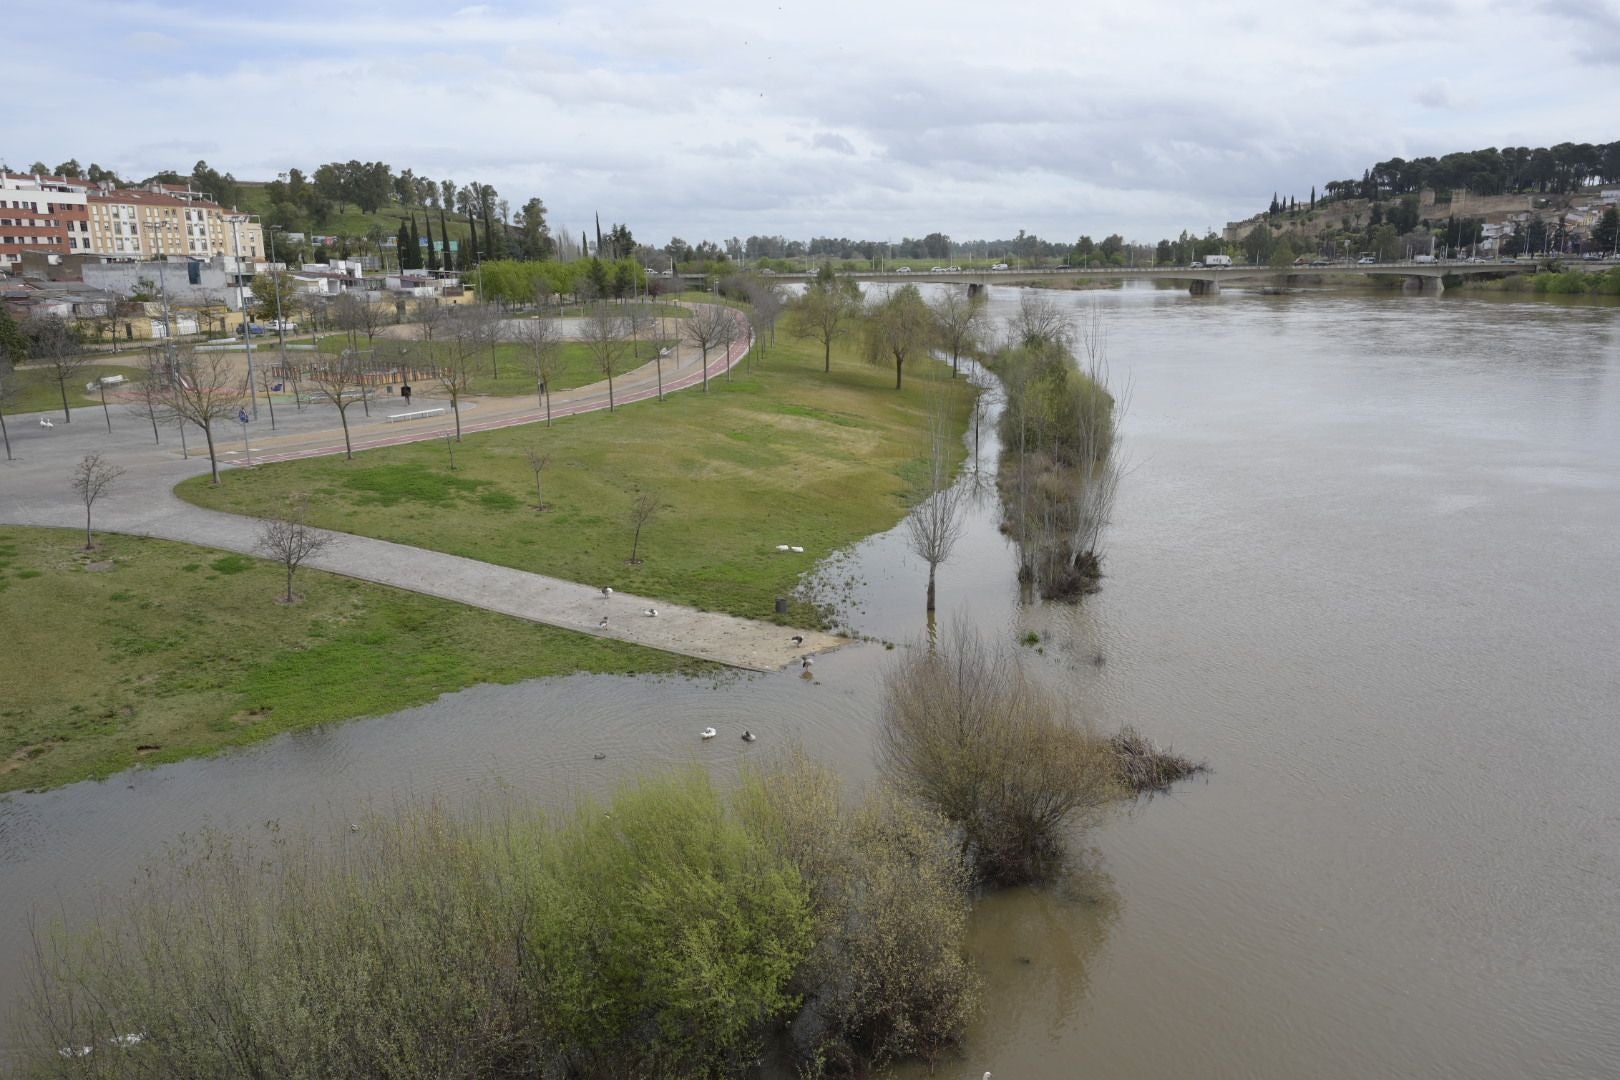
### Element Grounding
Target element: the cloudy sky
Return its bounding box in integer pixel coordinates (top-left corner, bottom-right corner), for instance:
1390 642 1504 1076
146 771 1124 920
7 0 1615 247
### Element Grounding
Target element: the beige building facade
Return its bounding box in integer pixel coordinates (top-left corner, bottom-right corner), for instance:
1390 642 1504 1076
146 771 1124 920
85 185 263 263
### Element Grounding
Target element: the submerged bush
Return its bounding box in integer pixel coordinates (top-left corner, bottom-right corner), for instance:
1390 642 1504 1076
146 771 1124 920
880 633 1122 886
736 751 979 1075
23 804 545 1079
527 771 812 1078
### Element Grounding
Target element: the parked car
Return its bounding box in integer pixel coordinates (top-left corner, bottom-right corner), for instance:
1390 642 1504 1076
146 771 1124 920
236 323 268 336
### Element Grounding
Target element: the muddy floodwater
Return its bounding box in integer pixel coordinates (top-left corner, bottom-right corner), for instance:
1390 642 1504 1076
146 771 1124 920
3 283 1618 1078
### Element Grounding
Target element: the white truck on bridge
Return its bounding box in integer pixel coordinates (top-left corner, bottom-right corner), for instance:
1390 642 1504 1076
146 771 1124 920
1199 255 1233 268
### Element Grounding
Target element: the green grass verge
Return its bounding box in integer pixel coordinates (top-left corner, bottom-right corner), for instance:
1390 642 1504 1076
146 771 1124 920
313 335 676 396
178 335 976 623
0 527 695 794
7 364 147 415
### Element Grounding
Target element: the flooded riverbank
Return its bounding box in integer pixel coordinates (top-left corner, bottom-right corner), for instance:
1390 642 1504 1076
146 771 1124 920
4 284 1617 1078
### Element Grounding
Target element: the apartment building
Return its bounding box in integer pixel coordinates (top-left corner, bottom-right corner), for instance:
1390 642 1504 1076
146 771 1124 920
0 172 91 268
86 186 263 264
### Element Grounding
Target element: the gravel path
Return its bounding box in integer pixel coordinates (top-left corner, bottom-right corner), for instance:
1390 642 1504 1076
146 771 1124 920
0 306 843 671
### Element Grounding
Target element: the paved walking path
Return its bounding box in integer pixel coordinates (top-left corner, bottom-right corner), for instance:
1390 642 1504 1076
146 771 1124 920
0 307 843 672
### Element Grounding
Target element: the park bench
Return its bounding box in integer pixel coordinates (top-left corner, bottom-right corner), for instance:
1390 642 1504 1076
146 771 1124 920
385 407 447 423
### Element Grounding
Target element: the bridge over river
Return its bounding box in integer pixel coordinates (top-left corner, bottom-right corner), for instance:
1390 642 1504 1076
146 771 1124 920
688 257 1616 296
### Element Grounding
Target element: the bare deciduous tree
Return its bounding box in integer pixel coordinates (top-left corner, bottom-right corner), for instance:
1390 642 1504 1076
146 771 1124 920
164 345 247 484
306 353 367 459
71 453 126 549
627 490 660 564
681 303 732 392
712 306 741 382
745 280 784 362
435 318 480 441
29 315 93 423
126 351 173 445
1006 292 1072 350
0 359 23 461
515 314 563 424
256 495 332 603
524 447 550 510
930 288 986 378
905 409 967 616
581 302 630 412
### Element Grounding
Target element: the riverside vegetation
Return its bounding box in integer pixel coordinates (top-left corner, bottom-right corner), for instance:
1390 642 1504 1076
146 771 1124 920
18 631 1199 1078
989 296 1122 599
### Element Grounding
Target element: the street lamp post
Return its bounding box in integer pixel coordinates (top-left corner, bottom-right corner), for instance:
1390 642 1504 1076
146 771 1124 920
229 214 258 419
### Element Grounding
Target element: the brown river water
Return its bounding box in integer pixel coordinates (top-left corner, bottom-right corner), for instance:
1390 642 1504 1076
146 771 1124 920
2 283 1617 1078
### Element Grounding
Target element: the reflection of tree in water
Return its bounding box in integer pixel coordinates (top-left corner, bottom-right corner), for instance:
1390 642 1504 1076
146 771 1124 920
966 866 1122 1044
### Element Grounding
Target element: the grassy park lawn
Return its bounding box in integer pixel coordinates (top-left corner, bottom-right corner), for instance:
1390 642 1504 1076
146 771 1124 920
179 335 976 624
0 527 693 794
313 334 677 396
8 364 147 415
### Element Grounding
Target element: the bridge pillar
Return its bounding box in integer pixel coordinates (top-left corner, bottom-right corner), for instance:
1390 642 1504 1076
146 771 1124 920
1403 275 1444 295
967 282 985 298
1189 278 1221 297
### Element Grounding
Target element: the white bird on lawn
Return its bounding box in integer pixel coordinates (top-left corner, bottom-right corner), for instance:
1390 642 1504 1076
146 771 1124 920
700 727 717 740
644 608 658 617
601 586 614 597
789 545 805 553
39 417 53 428
775 544 790 552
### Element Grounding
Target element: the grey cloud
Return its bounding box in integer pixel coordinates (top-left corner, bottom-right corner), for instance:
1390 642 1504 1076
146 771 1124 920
811 133 856 155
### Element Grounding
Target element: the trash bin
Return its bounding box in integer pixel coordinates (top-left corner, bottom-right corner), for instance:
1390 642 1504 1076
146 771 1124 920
774 597 789 614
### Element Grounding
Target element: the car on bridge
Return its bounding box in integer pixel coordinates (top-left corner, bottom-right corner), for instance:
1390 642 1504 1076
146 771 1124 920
895 266 911 273
948 265 960 272
1357 256 1377 264
930 266 945 272
991 263 1009 271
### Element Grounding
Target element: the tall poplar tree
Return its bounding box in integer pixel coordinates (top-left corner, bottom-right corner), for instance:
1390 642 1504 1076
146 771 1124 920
425 216 440 272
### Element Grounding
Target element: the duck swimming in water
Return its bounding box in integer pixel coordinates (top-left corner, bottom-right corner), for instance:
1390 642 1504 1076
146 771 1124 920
700 727 717 740
741 730 757 742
